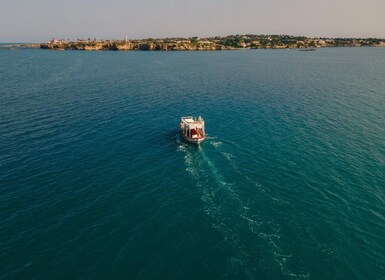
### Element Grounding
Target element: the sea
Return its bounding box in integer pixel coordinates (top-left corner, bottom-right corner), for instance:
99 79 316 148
1 47 385 280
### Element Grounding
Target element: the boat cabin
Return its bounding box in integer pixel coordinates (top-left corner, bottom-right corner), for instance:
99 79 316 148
180 116 205 144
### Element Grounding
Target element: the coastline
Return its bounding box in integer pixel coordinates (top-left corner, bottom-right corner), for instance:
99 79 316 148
5 34 385 51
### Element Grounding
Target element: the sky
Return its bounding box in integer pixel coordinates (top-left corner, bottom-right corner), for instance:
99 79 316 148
1 0 384 42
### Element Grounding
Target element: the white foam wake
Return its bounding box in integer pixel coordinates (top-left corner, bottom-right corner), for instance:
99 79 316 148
177 135 310 279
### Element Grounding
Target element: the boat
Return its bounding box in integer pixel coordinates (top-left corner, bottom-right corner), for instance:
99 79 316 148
180 116 206 144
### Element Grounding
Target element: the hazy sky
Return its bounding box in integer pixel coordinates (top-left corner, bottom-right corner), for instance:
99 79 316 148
1 0 384 42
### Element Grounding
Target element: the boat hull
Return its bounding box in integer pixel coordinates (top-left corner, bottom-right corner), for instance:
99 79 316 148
181 130 205 145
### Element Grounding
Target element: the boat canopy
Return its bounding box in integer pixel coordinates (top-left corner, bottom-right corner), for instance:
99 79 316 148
181 116 204 127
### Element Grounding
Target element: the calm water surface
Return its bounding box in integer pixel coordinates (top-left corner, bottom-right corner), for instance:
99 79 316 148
1 48 385 279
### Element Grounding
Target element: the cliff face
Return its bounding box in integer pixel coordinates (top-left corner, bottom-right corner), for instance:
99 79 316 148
40 40 231 51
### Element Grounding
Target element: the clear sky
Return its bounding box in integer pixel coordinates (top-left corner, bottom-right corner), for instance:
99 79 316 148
1 0 384 42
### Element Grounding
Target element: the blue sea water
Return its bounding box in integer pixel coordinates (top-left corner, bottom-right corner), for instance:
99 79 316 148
1 47 385 279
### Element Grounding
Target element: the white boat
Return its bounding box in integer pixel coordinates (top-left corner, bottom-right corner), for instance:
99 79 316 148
180 116 206 144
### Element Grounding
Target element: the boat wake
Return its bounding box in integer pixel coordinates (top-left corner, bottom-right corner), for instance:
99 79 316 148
176 134 310 279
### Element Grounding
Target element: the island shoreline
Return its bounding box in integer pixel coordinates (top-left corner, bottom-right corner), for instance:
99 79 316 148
6 34 385 51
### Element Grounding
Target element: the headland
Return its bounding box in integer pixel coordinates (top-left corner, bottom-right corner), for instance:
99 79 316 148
7 34 385 51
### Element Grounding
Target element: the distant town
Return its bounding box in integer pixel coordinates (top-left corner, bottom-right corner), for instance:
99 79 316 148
9 34 385 51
